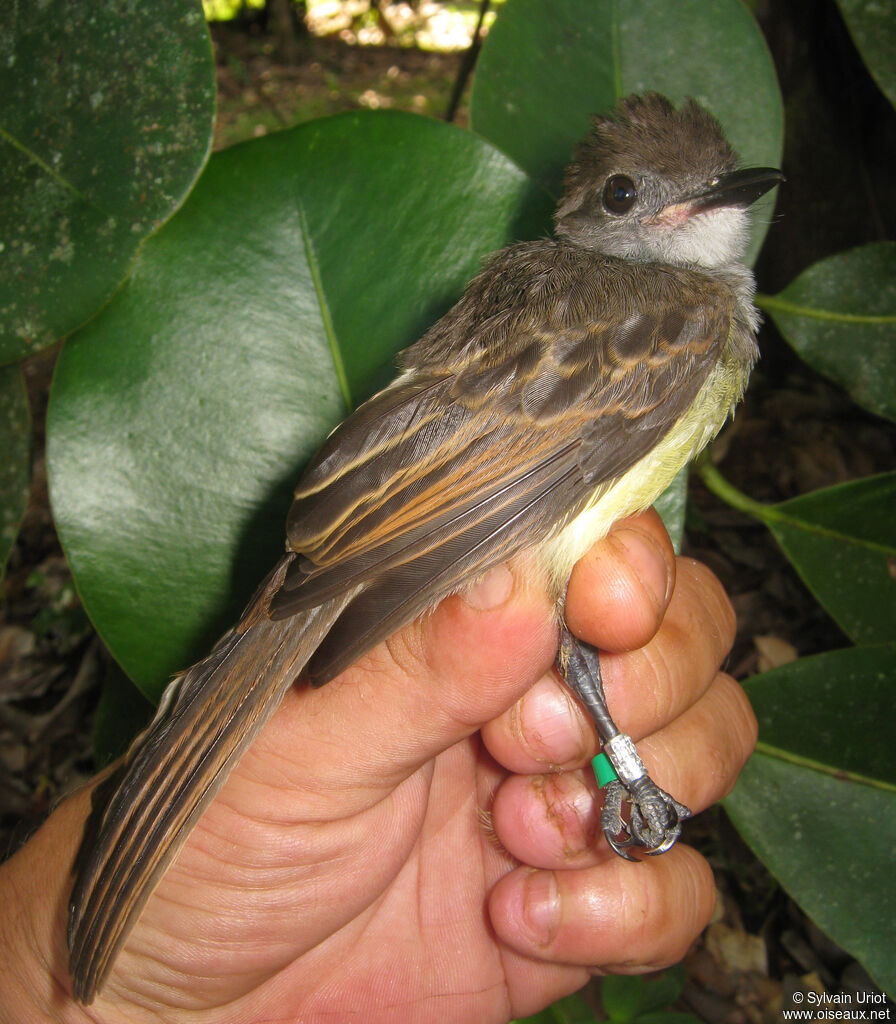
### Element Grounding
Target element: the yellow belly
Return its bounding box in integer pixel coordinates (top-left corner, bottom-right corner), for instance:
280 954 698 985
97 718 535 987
539 350 747 592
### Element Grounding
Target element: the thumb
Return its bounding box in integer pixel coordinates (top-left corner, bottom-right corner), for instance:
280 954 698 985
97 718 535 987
242 561 559 809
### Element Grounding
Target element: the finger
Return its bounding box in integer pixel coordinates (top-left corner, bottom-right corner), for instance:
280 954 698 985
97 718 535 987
490 672 756 870
636 671 758 811
482 555 735 775
480 673 596 774
597 556 736 740
564 508 675 653
489 845 716 971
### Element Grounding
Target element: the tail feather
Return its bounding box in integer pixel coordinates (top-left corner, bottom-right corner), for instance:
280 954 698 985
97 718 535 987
68 556 349 1003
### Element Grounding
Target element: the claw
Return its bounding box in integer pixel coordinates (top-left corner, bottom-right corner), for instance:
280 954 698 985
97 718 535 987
600 780 639 861
600 776 691 859
606 835 640 860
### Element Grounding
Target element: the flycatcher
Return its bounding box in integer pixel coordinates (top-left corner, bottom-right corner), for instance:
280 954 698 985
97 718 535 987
68 93 782 1002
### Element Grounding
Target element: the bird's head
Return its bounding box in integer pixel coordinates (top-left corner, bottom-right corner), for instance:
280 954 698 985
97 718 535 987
554 93 782 270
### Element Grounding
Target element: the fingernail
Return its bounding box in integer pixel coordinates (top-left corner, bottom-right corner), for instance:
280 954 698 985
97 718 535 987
462 565 514 610
614 525 674 610
521 869 560 946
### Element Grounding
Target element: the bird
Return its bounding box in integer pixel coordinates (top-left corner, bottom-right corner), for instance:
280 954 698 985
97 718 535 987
68 92 782 1003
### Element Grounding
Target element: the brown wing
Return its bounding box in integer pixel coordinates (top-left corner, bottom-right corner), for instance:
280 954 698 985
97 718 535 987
268 242 735 684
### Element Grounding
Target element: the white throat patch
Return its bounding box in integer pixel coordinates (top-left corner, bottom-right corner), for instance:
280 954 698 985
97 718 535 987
649 205 751 269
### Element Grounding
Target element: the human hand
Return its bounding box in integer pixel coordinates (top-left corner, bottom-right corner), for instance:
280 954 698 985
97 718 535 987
0 508 755 1024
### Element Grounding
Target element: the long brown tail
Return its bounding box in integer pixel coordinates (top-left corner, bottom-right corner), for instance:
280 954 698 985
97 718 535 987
68 556 349 1003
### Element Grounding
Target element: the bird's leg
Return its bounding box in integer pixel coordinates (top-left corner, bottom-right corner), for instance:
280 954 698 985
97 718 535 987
556 625 691 859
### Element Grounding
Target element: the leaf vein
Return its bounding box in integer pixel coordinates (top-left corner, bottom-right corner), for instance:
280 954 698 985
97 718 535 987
754 741 896 794
758 291 896 326
295 196 352 412
0 126 91 204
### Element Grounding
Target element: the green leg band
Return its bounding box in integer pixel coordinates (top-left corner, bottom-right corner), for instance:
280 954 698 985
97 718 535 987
592 751 618 788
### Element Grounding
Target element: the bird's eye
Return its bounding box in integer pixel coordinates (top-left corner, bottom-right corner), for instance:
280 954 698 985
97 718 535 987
602 174 638 214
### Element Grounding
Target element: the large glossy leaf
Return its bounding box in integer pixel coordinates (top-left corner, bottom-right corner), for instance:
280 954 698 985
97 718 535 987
48 111 553 698
762 473 896 646
0 0 215 363
836 0 896 108
469 0 783 262
0 364 31 577
725 644 896 994
761 243 896 423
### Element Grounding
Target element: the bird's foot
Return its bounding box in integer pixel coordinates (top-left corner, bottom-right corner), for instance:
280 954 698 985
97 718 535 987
556 625 691 860
600 774 691 861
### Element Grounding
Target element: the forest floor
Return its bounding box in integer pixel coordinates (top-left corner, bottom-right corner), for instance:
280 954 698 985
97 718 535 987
2 13 893 1023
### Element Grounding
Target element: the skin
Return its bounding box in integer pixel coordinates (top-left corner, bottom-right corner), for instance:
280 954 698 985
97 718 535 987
0 509 756 1024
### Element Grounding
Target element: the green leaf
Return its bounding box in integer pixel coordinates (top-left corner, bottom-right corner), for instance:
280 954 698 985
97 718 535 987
512 992 596 1024
0 0 215 363
725 645 896 994
92 662 154 767
744 645 896 784
0 363 31 578
601 967 685 1021
760 473 896 646
634 1016 701 1024
602 975 645 1021
760 243 896 423
628 967 686 1016
48 111 553 699
835 0 896 107
655 470 688 554
470 0 783 261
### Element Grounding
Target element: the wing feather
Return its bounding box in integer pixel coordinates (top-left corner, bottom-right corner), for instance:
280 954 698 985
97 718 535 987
305 453 585 684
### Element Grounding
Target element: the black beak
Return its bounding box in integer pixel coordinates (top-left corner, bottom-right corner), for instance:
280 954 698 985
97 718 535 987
689 167 784 211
